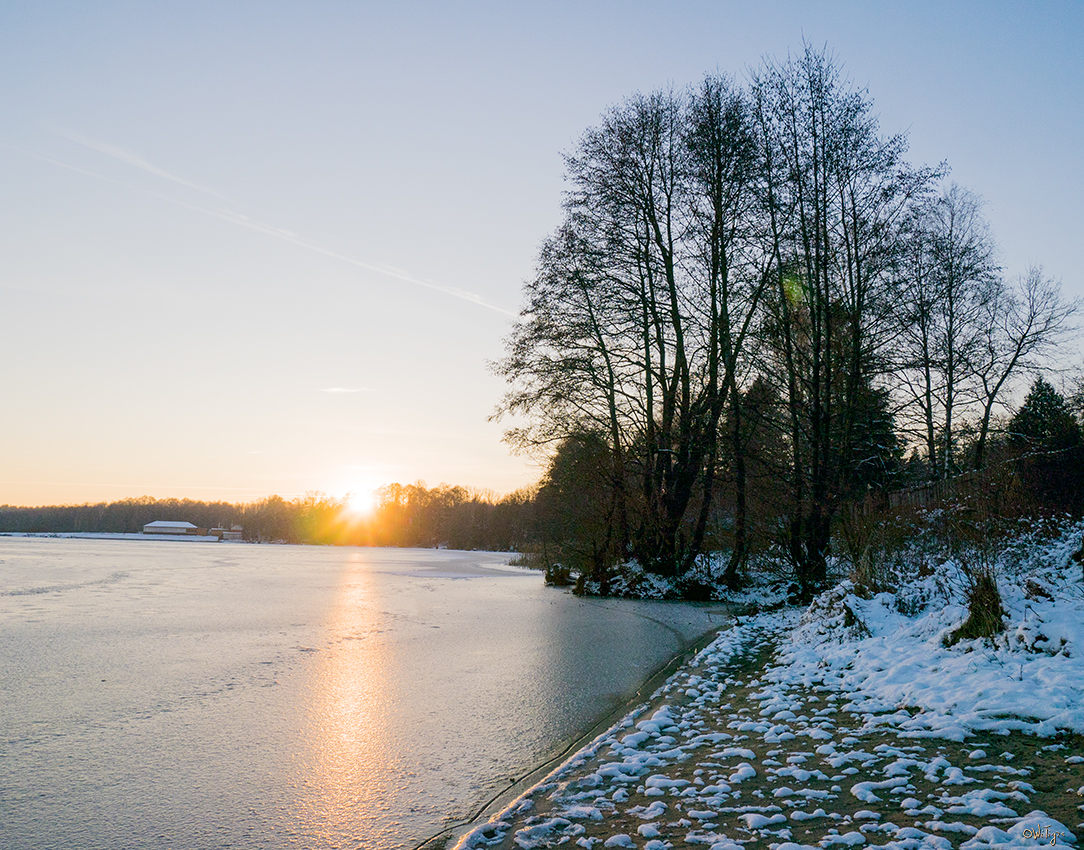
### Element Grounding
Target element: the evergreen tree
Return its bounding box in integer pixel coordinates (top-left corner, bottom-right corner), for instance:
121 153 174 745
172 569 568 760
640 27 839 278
1008 377 1083 513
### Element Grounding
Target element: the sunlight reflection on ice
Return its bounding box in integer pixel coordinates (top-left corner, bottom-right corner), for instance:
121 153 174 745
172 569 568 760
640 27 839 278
295 556 401 847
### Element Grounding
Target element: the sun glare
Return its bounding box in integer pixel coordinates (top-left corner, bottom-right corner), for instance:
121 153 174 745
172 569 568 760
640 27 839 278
345 488 377 517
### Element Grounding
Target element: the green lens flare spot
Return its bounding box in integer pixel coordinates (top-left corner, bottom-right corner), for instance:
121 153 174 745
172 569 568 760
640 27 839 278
783 273 806 305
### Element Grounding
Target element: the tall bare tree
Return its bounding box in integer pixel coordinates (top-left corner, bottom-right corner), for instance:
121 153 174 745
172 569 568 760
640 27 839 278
893 184 999 478
893 187 1076 476
685 75 767 580
494 78 764 578
751 45 931 594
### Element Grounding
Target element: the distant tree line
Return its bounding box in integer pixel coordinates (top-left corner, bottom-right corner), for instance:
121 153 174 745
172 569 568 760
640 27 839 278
0 496 245 537
492 44 1080 598
0 486 537 551
362 483 534 550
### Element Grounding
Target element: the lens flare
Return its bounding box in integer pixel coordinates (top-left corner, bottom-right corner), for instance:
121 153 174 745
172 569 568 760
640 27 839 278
345 488 377 517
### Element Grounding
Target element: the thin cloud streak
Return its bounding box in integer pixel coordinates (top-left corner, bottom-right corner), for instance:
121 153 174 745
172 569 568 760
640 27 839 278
54 127 232 202
21 138 516 317
213 210 516 316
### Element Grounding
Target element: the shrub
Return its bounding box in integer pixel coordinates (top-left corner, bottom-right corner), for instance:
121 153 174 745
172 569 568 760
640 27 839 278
945 567 1006 645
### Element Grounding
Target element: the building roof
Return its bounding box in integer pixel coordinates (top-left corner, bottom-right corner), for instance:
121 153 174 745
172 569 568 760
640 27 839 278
143 520 198 529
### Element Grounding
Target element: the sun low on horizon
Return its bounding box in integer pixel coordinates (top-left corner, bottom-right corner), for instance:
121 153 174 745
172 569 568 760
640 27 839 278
343 487 378 517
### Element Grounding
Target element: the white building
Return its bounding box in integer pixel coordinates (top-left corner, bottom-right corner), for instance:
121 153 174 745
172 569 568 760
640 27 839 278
142 520 199 536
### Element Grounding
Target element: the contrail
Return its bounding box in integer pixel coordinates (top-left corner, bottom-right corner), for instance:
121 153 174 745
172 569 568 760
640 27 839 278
211 209 515 315
19 134 516 317
54 127 232 202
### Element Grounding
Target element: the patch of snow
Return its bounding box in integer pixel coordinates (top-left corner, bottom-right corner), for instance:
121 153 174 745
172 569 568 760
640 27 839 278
737 812 786 828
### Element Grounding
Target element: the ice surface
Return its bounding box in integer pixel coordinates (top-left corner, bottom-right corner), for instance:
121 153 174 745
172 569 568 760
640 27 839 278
0 538 729 850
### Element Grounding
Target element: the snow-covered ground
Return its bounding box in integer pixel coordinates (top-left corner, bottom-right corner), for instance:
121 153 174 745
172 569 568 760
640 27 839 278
452 518 1084 849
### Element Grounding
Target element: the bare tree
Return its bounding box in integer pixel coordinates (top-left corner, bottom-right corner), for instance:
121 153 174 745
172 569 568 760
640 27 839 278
970 266 1079 469
893 189 1077 476
751 44 932 594
685 75 768 580
494 78 764 578
493 223 632 570
893 184 999 478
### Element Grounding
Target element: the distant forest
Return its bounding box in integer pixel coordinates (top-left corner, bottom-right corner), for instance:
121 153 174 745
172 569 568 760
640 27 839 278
0 485 535 551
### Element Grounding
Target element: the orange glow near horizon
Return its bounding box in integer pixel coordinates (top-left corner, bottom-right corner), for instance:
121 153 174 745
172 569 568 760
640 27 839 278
343 487 378 517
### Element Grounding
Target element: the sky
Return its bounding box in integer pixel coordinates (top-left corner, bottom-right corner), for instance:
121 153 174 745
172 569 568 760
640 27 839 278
1 1 1081 507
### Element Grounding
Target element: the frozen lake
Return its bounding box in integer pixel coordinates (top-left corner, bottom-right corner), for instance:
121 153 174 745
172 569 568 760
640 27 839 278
0 538 731 849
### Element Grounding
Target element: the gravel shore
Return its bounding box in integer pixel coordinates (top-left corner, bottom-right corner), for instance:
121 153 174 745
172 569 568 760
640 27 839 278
451 611 1083 850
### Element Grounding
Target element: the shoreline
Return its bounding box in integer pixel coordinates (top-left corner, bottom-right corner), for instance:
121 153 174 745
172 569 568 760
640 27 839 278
0 531 229 542
445 575 1084 850
418 607 738 850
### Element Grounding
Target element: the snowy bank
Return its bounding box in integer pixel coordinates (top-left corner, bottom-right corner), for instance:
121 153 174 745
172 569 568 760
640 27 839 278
776 518 1084 739
451 519 1084 849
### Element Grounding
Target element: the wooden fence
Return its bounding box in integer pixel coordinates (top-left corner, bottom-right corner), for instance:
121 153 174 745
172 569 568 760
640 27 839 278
887 468 994 510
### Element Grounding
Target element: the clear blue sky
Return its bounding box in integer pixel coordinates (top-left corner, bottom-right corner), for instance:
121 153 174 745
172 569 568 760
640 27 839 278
2 1 1081 506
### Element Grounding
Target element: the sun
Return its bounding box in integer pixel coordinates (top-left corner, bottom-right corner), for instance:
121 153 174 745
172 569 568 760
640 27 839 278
344 487 377 517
